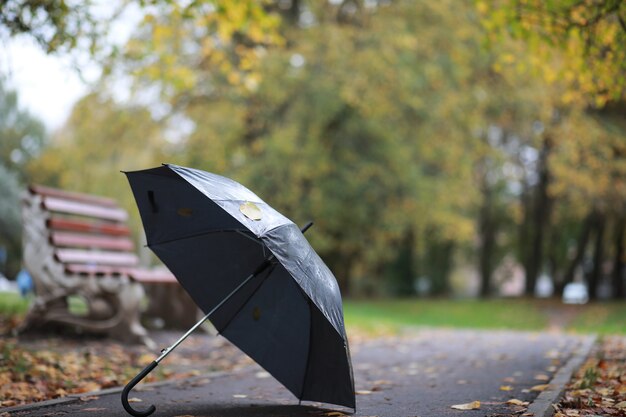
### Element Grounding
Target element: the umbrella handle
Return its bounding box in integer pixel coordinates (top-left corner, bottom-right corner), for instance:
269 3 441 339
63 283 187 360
121 360 158 417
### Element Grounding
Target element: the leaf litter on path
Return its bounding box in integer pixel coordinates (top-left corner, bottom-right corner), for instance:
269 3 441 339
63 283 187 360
555 336 626 417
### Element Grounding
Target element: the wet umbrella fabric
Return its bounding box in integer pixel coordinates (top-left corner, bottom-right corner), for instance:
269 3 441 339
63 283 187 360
123 164 355 412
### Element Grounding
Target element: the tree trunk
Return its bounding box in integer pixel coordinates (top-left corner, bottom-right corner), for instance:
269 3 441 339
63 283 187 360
427 239 455 296
525 136 553 296
589 212 606 300
479 185 495 298
559 210 595 294
612 214 626 299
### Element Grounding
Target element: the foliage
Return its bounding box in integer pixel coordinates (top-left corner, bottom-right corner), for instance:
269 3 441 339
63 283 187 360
0 0 102 53
14 0 626 297
477 0 626 106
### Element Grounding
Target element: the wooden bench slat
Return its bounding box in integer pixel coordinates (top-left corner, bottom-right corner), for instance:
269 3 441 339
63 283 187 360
65 264 178 284
30 185 120 207
129 269 178 283
65 264 125 276
51 232 135 251
43 197 128 222
55 249 139 266
47 218 131 236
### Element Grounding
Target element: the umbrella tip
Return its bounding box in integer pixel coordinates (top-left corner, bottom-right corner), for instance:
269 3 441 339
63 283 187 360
300 221 314 234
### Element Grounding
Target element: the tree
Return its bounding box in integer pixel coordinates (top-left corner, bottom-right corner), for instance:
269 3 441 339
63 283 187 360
477 0 626 106
0 79 47 277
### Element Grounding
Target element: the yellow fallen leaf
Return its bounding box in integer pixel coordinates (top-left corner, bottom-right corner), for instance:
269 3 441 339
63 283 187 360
534 374 550 381
500 385 513 391
356 390 373 395
128 397 143 403
616 401 626 409
451 400 480 410
507 399 529 406
530 384 550 392
239 201 262 220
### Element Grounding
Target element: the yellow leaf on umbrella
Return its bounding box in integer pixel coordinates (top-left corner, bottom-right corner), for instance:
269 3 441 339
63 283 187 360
451 400 480 410
239 201 262 220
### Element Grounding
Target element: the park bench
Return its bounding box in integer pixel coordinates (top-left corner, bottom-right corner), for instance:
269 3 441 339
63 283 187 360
20 185 197 345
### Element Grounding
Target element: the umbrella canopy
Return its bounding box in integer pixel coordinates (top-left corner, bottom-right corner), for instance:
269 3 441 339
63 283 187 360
125 164 355 408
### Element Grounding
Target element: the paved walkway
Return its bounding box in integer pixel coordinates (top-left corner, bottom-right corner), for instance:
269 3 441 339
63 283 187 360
6 329 590 417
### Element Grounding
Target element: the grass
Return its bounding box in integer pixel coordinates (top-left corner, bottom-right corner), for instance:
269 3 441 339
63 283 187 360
1 291 624 335
343 298 548 333
0 292 30 316
567 302 626 335
343 297 626 335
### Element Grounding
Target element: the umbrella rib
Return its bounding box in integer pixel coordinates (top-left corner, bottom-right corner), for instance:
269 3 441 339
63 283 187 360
214 263 277 334
146 228 258 247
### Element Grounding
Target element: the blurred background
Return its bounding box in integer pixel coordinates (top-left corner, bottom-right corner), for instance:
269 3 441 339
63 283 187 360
0 0 625 332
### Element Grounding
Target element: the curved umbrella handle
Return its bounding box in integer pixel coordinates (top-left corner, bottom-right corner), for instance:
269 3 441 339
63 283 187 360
121 361 158 417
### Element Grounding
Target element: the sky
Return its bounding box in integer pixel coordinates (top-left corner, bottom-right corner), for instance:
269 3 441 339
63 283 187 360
1 3 142 131
1 36 93 130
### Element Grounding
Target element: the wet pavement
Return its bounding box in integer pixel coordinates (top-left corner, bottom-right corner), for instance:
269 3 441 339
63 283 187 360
6 329 588 417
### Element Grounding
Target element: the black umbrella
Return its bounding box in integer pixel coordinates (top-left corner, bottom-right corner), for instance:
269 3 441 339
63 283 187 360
121 164 355 416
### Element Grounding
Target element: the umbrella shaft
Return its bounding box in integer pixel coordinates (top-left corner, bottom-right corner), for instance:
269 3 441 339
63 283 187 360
155 268 262 363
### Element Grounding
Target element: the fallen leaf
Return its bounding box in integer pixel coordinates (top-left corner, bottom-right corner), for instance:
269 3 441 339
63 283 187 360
451 400 481 410
356 390 373 395
530 384 551 392
80 396 100 402
500 385 513 391
534 374 550 381
189 378 210 387
616 401 626 409
507 399 529 406
233 394 248 398
128 398 143 403
255 371 271 379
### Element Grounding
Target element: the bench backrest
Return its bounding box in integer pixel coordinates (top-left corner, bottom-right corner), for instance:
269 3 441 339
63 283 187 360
28 185 140 276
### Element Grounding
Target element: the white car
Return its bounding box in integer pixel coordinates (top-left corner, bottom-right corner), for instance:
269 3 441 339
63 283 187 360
562 282 589 304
